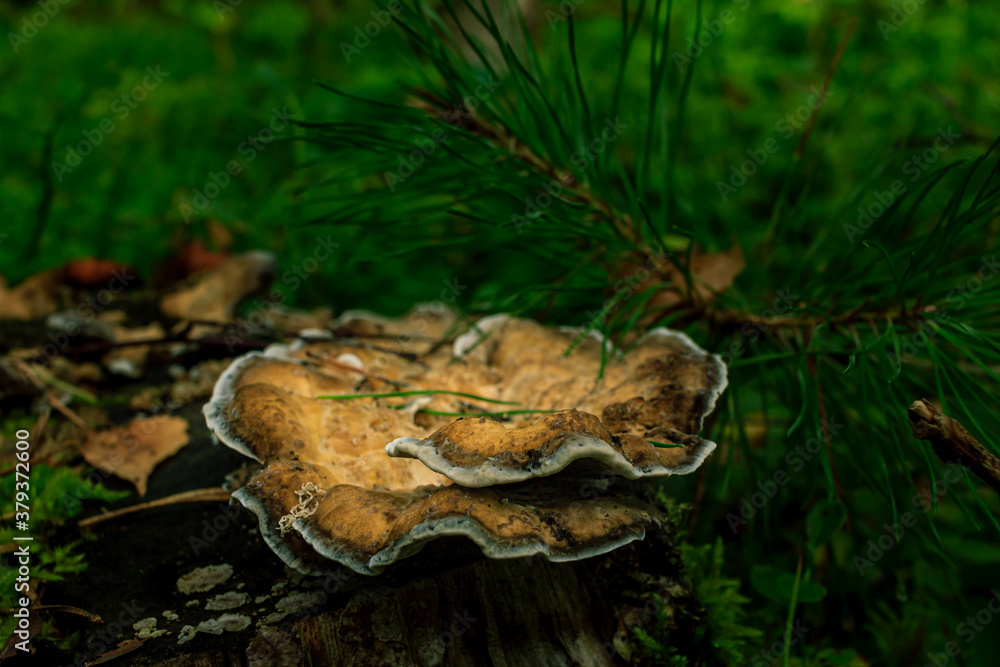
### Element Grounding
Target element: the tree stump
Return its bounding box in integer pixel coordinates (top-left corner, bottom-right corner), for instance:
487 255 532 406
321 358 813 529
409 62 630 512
6 399 698 667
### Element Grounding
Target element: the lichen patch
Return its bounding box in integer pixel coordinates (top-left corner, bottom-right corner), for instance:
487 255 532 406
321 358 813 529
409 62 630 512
176 563 234 594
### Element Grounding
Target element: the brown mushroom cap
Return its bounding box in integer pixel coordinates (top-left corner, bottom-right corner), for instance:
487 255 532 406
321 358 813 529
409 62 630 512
235 461 663 575
204 310 723 574
386 318 727 486
386 408 707 487
203 346 447 490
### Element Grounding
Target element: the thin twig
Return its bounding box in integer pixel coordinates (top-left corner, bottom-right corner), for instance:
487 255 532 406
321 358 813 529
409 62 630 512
410 90 642 247
78 488 233 529
907 399 1000 497
85 638 148 666
0 604 102 623
0 408 61 476
11 358 97 404
305 350 407 388
807 346 848 528
794 21 856 161
46 392 89 430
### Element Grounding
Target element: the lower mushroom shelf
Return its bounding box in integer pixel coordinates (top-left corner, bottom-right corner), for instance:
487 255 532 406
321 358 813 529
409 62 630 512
234 460 666 576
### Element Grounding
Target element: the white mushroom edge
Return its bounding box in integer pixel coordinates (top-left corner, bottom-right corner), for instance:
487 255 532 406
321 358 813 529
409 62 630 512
386 324 728 487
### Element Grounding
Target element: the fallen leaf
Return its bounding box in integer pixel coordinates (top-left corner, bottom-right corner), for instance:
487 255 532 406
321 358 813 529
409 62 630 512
64 259 138 289
267 306 333 333
100 321 166 379
22 604 102 623
160 251 275 323
681 244 747 303
155 235 230 286
0 268 67 321
84 639 148 666
649 245 744 301
617 245 746 328
79 416 190 496
168 358 231 406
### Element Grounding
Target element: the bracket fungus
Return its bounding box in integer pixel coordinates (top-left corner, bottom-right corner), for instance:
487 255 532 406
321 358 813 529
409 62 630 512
204 308 727 575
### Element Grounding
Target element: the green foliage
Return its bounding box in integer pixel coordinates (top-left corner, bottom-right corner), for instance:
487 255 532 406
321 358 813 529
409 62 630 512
0 540 89 650
0 0 415 309
0 566 19 609
786 648 868 667
35 619 82 654
866 600 925 665
626 536 761 666
3 1 1000 664
0 464 129 540
631 495 760 665
0 462 125 648
35 542 89 582
682 538 762 665
0 615 15 647
805 499 846 550
750 565 826 605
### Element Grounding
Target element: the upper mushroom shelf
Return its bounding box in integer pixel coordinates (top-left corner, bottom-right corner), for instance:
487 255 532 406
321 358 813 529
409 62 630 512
203 307 727 575
386 314 727 486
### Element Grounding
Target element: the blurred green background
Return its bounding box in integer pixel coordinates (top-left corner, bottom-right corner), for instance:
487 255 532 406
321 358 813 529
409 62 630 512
2 0 996 314
3 1 1000 665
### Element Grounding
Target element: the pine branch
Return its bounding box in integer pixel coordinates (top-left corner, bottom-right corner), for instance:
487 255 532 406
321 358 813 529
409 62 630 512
408 90 641 244
908 398 1000 497
302 0 1000 526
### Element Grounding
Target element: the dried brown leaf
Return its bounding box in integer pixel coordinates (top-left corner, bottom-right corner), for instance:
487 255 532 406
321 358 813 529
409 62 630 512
0 269 67 321
79 416 190 496
160 251 275 323
84 639 148 666
625 245 746 319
